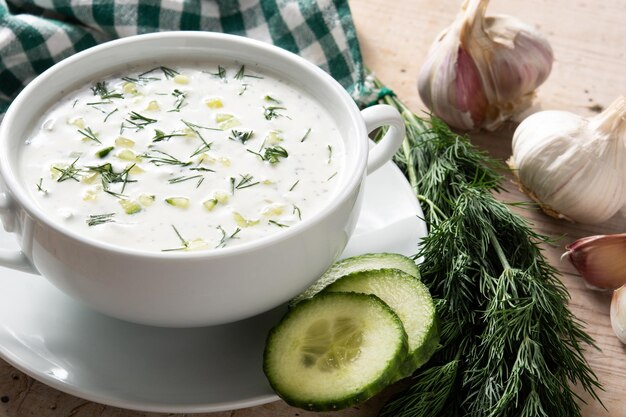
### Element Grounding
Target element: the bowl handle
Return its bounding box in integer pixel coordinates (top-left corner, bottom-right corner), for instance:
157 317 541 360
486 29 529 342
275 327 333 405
0 193 38 274
361 105 406 174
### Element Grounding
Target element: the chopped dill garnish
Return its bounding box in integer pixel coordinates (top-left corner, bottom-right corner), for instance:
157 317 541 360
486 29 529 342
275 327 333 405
104 108 118 122
232 174 259 191
77 127 101 144
189 167 215 172
72 99 79 108
300 128 311 142
152 129 186 142
289 180 299 191
212 65 226 79
326 172 337 181
86 101 113 107
263 145 289 164
181 120 220 132
162 225 189 252
123 111 158 131
268 219 289 228
293 205 302 220
216 225 241 248
233 65 263 80
122 75 158 85
234 65 246 80
190 144 211 159
103 189 127 199
182 119 216 157
247 145 288 164
169 89 186 112
168 174 204 188
139 66 179 79
86 213 116 227
238 83 249 95
36 178 48 194
86 162 137 195
264 95 280 103
53 157 82 182
141 150 192 167
327 145 332 164
91 81 123 100
229 129 254 144
263 106 287 120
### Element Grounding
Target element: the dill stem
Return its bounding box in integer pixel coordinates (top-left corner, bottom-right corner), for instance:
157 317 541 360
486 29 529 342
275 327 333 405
416 194 446 223
487 227 512 271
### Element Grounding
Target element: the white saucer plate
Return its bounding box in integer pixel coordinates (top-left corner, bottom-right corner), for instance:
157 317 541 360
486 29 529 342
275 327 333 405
0 161 426 413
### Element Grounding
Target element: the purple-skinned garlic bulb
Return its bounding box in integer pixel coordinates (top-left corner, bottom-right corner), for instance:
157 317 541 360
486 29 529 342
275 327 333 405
418 0 553 130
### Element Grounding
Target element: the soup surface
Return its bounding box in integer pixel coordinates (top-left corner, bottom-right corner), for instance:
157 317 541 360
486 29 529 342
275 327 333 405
20 62 344 252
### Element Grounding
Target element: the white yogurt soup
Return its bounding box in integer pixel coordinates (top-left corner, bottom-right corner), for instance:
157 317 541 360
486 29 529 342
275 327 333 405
19 62 345 252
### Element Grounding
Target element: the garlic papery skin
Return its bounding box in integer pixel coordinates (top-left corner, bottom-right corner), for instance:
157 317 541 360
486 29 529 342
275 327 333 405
417 0 553 131
611 286 626 344
508 96 626 224
564 233 626 290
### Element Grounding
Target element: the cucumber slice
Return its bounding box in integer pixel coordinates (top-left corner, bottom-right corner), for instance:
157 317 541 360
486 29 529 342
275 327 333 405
263 292 408 411
291 253 419 306
323 269 438 376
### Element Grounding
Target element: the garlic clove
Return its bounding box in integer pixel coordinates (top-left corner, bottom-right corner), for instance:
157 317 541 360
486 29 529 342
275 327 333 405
509 96 626 224
611 286 626 344
564 233 626 290
418 0 553 131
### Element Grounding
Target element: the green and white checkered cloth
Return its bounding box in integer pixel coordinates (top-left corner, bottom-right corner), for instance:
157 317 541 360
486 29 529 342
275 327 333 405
0 0 368 117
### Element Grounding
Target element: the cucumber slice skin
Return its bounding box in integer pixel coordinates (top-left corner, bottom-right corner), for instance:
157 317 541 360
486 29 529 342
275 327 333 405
323 268 439 378
263 292 409 411
290 253 419 307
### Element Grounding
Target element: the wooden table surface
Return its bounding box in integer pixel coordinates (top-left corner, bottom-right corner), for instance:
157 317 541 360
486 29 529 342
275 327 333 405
1 0 625 416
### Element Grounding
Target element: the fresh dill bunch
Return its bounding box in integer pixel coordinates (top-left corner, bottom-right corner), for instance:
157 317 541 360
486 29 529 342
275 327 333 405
372 78 601 417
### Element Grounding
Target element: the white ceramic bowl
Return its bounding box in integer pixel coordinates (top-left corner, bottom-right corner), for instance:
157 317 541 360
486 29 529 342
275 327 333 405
0 32 405 327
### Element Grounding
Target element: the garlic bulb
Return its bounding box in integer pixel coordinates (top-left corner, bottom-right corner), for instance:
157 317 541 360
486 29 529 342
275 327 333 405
564 233 626 290
508 96 626 224
418 0 553 130
611 286 626 344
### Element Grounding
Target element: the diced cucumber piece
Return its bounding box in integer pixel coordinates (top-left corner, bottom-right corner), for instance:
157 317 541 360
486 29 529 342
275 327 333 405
146 100 160 111
115 136 135 148
323 269 438 376
205 97 223 109
291 253 419 306
123 82 138 94
96 146 114 158
203 198 218 211
138 194 155 207
216 113 241 129
264 292 408 411
266 130 284 145
165 197 189 209
118 199 141 215
118 149 141 162
173 74 189 84
233 212 259 228
215 113 234 123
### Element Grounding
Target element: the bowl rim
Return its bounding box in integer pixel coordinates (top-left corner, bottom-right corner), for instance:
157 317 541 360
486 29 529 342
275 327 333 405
0 31 368 260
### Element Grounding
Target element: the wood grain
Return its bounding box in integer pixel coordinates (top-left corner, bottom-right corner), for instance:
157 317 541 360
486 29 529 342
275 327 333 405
1 1 624 416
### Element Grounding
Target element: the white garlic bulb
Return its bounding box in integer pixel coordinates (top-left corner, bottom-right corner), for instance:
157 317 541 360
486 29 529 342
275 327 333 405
508 96 626 224
418 0 553 130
